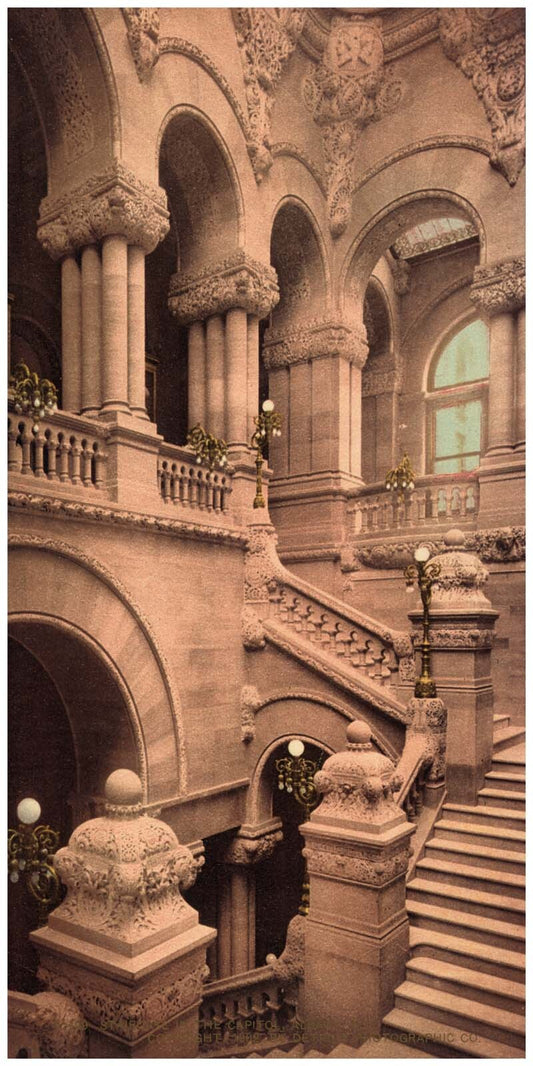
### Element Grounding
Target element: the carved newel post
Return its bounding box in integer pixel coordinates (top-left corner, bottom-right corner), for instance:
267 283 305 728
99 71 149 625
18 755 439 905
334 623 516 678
300 721 414 1052
31 770 216 1058
409 529 499 805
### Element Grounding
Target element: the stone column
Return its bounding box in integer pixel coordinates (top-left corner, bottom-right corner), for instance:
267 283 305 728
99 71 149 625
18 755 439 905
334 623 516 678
515 305 525 452
300 721 414 1053
219 823 283 978
80 244 101 416
247 314 260 441
127 244 148 418
205 314 226 438
61 256 82 414
31 770 216 1058
188 320 207 428
408 529 499 805
225 307 249 447
101 234 130 415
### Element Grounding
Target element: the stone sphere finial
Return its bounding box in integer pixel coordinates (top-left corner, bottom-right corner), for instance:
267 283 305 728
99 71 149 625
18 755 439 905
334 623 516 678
444 528 466 548
346 720 372 749
105 769 143 808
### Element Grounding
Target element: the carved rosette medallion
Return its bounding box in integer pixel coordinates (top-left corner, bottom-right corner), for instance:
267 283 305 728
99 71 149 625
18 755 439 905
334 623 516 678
263 318 369 369
302 16 402 235
38 164 170 259
470 256 525 317
122 8 161 81
233 9 307 180
439 8 525 185
168 251 279 325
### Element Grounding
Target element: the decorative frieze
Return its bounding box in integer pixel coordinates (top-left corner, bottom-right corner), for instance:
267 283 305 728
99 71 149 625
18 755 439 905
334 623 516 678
224 827 283 866
240 684 262 741
122 8 160 81
342 526 525 571
414 627 494 651
304 840 409 886
38 164 169 259
470 256 525 317
232 9 306 181
169 252 279 325
302 15 403 235
262 319 369 369
439 8 525 186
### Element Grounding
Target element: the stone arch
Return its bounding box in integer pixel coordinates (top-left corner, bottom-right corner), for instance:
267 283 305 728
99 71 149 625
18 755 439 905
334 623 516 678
8 536 186 803
158 106 244 274
270 197 329 328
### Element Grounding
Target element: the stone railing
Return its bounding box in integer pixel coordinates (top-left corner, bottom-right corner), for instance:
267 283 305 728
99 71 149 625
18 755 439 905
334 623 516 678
199 965 300 1057
348 473 480 538
8 989 87 1058
8 409 107 492
157 443 233 516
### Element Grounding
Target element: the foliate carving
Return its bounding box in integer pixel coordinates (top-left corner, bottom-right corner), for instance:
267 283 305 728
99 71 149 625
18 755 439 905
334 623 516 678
38 958 208 1043
344 528 525 570
18 9 94 162
9 992 87 1058
224 828 283 866
122 8 160 81
50 771 202 953
169 252 279 325
244 523 285 603
313 721 403 827
302 15 403 235
439 8 525 185
304 840 410 885
241 606 266 650
429 529 492 610
415 628 494 651
470 525 525 563
232 9 306 181
240 684 262 741
470 256 525 316
405 696 447 783
263 319 369 369
37 165 169 258
266 913 305 980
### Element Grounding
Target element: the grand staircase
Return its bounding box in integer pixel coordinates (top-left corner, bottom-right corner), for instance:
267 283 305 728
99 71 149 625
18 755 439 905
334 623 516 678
383 721 526 1058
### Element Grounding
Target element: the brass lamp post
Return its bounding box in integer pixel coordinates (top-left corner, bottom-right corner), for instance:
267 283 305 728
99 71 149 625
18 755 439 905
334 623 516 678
275 739 320 916
10 362 58 424
404 544 441 698
186 423 228 471
251 399 282 509
8 798 61 926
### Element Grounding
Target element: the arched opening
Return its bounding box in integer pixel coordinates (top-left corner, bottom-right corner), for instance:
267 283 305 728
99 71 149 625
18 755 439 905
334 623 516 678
426 317 489 475
361 277 395 483
146 112 241 444
270 201 326 332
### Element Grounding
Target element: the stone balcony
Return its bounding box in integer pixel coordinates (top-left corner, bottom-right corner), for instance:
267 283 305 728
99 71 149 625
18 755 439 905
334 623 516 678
348 472 480 541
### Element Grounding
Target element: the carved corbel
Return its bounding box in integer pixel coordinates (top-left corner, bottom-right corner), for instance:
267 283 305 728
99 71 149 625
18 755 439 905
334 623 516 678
240 684 262 741
439 8 525 186
470 256 525 317
262 318 369 370
168 251 279 325
122 8 160 81
224 826 283 866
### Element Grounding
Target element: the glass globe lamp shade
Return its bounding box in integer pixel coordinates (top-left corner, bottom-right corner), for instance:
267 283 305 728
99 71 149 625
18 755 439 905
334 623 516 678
262 399 275 413
17 797 41 825
288 738 305 757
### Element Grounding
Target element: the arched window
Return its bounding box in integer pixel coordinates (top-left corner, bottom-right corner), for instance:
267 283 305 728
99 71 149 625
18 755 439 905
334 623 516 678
427 319 489 473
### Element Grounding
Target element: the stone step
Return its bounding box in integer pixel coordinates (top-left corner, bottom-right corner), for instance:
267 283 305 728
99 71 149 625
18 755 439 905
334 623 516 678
493 712 511 732
433 818 525 852
408 877 525 925
406 900 525 953
409 926 525 984
415 855 525 898
424 836 525 875
406 956 525 1016
393 980 525 1049
484 769 525 792
477 787 525 810
491 749 525 775
491 726 525 753
441 802 525 832
383 1007 525 1058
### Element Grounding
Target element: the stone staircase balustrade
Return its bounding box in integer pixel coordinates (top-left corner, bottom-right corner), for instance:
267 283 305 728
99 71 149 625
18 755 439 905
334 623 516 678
199 965 300 1057
158 445 232 515
8 412 107 491
349 475 479 538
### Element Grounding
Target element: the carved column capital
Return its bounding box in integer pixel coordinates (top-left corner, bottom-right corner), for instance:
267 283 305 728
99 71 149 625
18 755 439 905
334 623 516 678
224 823 283 865
233 8 306 181
439 8 525 185
302 15 403 235
470 256 525 316
122 8 160 81
168 251 279 325
37 163 170 259
263 318 369 369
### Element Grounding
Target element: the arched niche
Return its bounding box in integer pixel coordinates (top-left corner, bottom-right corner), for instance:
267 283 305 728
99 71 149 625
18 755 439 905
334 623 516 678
361 275 396 483
270 199 327 330
9 538 186 804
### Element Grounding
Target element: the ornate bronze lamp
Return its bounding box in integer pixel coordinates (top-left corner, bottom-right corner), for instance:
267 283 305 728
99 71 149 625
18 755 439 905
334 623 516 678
186 423 228 471
404 544 441 698
385 452 416 503
8 798 61 926
275 739 320 916
10 362 58 424
251 399 282 509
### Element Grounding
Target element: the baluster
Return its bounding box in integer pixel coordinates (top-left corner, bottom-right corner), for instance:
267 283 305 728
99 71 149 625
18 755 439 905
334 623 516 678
44 429 58 481
348 630 361 668
8 418 21 472
334 623 350 656
176 465 186 504
292 599 306 631
319 614 337 646
80 439 93 486
189 469 198 507
19 421 32 475
213 476 221 513
157 462 163 496
220 478 228 513
70 436 81 484
32 426 45 477
166 464 175 502
364 639 380 678
205 473 214 511
161 462 171 502
93 445 105 489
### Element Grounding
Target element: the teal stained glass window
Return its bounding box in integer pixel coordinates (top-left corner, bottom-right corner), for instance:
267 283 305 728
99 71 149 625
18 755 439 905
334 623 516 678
429 320 489 474
433 320 489 389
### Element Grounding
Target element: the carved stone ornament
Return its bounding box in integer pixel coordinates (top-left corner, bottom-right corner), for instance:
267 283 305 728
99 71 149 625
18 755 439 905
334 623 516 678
390 256 411 296
303 838 410 886
244 522 285 604
302 15 403 235
122 8 160 81
362 368 399 397
439 8 525 186
169 251 279 325
405 696 447 783
266 913 305 981
343 526 525 571
429 528 492 610
414 627 494 651
240 684 262 741
37 163 170 258
312 720 404 832
224 827 283 865
9 991 87 1058
232 9 306 181
49 769 203 955
262 318 369 369
470 256 525 317
241 606 266 650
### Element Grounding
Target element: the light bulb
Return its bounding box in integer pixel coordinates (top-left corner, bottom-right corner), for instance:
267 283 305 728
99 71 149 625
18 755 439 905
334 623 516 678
406 584 415 594
386 482 391 491
262 399 274 413
33 396 41 408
